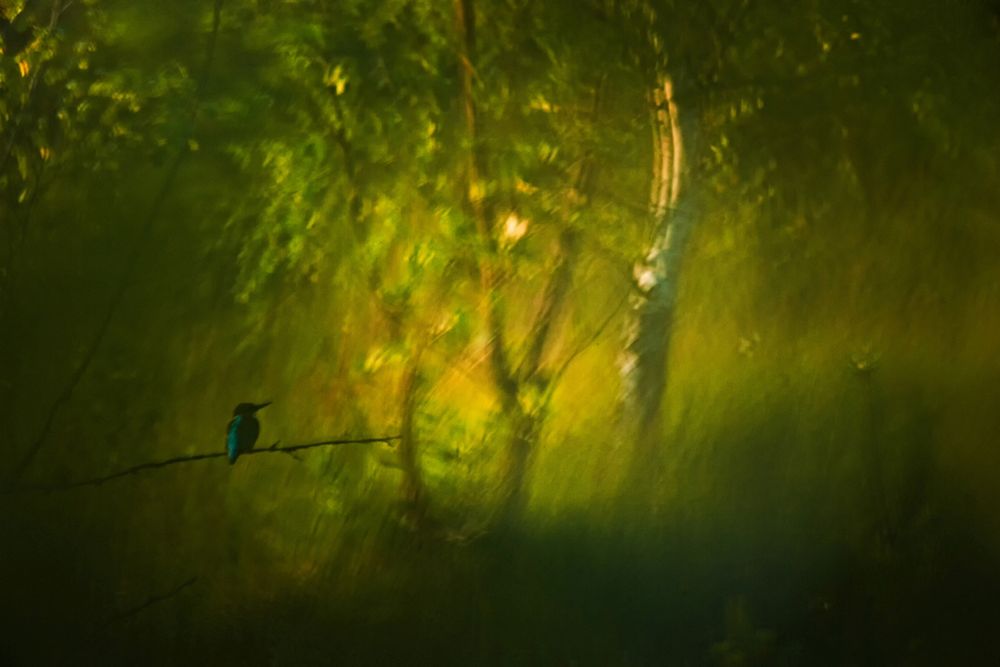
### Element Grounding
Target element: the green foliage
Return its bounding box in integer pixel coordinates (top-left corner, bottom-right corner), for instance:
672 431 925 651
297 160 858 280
2 0 1000 664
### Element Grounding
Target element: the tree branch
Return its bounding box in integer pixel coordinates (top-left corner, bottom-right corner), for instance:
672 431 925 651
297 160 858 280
518 227 578 383
7 435 399 493
548 286 630 393
518 79 604 385
106 576 198 626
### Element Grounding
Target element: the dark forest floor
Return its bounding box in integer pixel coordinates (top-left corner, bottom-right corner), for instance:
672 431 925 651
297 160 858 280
5 510 1000 666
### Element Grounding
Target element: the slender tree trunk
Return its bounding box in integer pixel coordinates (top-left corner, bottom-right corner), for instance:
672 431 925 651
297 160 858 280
498 407 541 523
397 356 428 525
453 0 523 524
327 84 435 526
453 0 516 401
453 0 599 525
620 76 699 475
498 224 584 523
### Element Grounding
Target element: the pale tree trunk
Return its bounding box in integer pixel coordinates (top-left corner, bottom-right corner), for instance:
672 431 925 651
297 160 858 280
620 76 698 474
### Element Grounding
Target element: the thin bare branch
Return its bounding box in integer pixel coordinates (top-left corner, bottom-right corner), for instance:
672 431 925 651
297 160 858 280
107 577 198 626
8 435 399 493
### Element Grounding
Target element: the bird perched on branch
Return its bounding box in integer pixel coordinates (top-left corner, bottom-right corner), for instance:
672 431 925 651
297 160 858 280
226 402 271 464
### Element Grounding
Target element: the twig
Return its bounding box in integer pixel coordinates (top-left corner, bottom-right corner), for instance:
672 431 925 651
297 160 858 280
7 435 400 493
12 152 185 478
549 286 631 389
106 576 198 626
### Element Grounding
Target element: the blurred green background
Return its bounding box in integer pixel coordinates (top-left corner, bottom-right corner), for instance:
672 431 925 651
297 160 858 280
3 0 1000 664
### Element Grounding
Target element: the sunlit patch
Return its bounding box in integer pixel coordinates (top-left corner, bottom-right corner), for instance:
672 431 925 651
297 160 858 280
737 332 761 357
636 268 657 291
515 178 538 194
467 180 484 202
617 351 637 377
502 212 528 243
18 60 30 77
850 345 880 374
529 94 558 113
324 64 348 95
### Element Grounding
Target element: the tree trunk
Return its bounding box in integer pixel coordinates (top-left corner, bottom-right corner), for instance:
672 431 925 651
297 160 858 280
453 0 600 526
497 406 541 524
397 358 429 526
620 76 698 475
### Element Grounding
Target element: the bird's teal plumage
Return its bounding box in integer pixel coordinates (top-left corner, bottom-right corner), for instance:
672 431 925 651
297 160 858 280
227 415 243 463
226 402 270 464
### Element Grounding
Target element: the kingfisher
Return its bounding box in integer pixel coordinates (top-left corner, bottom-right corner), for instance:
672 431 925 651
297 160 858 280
226 402 271 464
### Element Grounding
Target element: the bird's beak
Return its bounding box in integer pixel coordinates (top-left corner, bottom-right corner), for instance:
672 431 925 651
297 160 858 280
254 401 272 411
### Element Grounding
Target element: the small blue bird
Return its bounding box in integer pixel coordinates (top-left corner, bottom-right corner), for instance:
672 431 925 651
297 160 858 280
226 402 271 464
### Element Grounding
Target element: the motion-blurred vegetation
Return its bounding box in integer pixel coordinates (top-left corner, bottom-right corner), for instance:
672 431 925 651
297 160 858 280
3 0 1000 664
